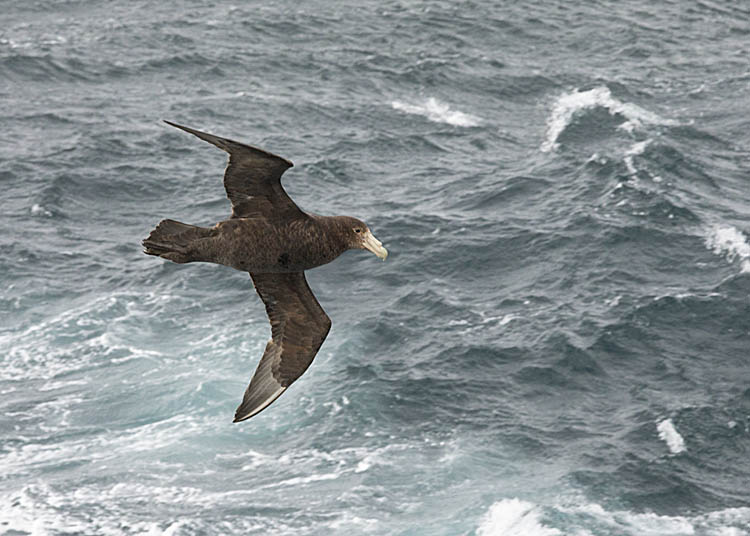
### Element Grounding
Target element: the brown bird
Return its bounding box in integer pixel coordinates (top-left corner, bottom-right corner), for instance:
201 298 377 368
143 121 388 422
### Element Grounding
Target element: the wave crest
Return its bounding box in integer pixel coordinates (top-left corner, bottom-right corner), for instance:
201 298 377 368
705 225 750 273
657 418 687 454
476 498 750 535
477 499 561 536
541 86 674 152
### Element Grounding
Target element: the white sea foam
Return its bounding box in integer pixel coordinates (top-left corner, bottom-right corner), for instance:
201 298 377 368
657 418 686 454
489 500 750 536
0 481 269 536
30 203 52 217
705 225 750 273
272 472 341 487
556 501 750 536
541 86 673 152
448 311 518 336
0 414 204 479
236 442 407 478
0 291 181 382
391 97 481 127
327 512 378 530
624 139 652 175
476 499 561 536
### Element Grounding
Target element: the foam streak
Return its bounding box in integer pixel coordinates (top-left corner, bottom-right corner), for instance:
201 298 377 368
657 419 686 454
391 97 481 127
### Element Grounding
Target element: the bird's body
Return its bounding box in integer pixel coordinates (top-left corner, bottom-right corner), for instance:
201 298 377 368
151 214 354 272
143 121 387 422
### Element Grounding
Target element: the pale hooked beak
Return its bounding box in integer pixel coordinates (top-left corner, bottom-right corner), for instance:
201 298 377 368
362 230 388 260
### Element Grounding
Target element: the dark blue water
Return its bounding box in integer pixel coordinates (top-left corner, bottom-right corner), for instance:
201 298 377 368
2 1 750 534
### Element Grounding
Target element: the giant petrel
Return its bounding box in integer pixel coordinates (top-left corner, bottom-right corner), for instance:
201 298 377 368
143 121 387 422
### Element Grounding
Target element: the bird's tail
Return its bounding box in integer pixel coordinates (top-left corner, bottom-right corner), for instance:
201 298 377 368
142 219 212 263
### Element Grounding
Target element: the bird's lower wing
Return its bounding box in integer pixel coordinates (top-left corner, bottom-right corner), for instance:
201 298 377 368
234 271 331 422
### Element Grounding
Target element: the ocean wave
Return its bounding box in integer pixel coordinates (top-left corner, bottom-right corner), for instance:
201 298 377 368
541 86 675 152
5 1 750 532
657 418 687 454
1 436 412 534
1 476 384 535
705 224 750 273
456 175 552 212
0 481 272 536
476 498 750 536
0 413 205 478
0 54 95 83
0 290 209 383
30 203 53 217
226 442 411 482
623 139 653 176
0 34 69 50
477 499 561 536
391 97 482 127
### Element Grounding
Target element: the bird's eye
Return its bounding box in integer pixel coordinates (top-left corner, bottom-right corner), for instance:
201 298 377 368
355 228 361 233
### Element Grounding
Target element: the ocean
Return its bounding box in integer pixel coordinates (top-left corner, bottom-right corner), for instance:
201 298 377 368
2 1 750 534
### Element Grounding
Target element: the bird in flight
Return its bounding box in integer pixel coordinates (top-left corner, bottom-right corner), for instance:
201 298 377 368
143 121 387 422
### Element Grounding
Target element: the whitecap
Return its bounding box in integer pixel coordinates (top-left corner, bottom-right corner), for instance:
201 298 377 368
605 294 622 307
657 418 686 454
0 291 178 382
323 399 343 415
0 481 260 536
476 499 561 536
0 480 270 534
161 520 192 536
272 472 341 487
705 225 750 273
354 458 372 473
557 500 750 536
391 97 482 127
30 204 52 217
327 512 378 530
236 442 407 479
541 86 674 152
623 139 652 176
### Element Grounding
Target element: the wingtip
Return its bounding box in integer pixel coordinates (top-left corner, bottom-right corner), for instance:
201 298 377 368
232 409 253 423
232 386 287 423
232 411 253 424
162 119 294 168
163 119 185 130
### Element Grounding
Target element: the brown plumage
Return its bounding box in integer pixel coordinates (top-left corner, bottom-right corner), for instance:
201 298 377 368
143 121 387 422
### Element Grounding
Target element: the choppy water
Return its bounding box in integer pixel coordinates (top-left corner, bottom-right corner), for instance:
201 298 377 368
2 1 750 534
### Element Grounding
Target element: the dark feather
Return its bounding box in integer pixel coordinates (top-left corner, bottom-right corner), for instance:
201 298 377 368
233 272 331 422
163 121 303 220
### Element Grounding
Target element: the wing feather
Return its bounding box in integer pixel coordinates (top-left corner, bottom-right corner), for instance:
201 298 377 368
234 272 331 422
163 120 304 219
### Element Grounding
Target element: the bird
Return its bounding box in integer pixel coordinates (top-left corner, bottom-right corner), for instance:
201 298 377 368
143 121 388 422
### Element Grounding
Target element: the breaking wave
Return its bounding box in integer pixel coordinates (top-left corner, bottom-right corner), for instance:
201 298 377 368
657 418 687 455
476 498 750 536
541 86 674 152
705 224 750 273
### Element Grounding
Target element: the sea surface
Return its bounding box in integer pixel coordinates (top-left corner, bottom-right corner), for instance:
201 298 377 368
2 1 750 534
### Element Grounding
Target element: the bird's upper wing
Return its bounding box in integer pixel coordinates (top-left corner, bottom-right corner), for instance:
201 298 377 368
164 121 304 219
234 271 331 422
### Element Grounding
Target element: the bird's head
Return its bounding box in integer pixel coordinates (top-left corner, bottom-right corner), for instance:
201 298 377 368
340 216 388 260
